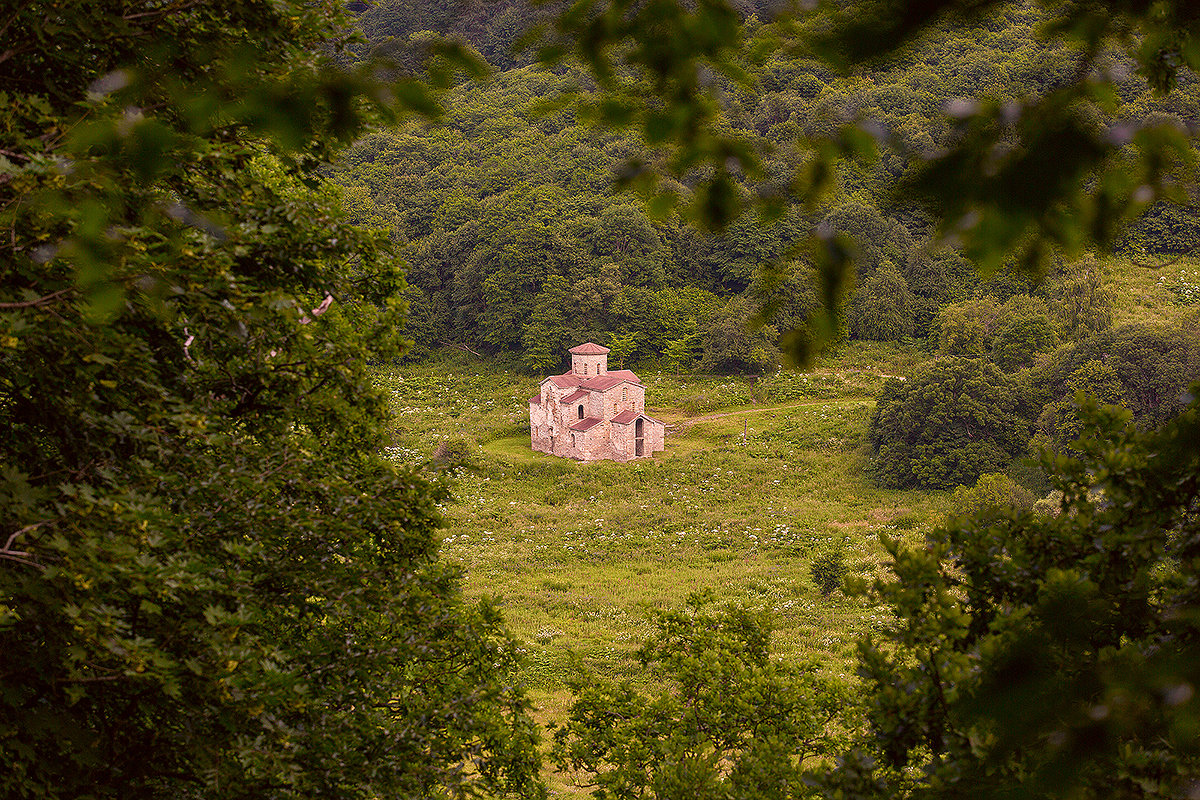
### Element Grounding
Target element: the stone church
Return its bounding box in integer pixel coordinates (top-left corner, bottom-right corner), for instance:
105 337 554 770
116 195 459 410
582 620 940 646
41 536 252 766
529 342 666 462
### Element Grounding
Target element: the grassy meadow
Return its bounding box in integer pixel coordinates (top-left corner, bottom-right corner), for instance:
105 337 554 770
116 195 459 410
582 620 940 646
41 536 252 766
375 346 953 792
375 254 1196 794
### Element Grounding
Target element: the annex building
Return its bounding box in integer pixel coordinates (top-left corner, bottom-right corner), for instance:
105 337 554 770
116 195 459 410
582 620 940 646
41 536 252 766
529 342 666 462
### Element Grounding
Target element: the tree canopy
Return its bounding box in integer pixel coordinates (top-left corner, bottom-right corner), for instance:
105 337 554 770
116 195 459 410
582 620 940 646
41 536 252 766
0 2 539 798
836 394 1200 799
328 1 1200 370
552 595 847 800
869 358 1032 489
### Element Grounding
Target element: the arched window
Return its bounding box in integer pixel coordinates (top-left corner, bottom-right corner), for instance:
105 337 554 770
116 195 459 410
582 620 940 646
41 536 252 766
578 405 584 419
621 387 627 401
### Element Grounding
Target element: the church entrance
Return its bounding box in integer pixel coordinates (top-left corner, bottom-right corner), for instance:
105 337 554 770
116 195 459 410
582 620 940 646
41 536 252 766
634 417 644 457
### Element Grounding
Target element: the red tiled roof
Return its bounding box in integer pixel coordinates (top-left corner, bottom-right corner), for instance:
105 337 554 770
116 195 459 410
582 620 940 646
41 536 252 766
612 410 667 426
602 368 640 383
570 416 602 432
578 371 639 391
528 394 542 404
543 368 641 391
562 388 589 403
544 374 581 389
569 342 610 355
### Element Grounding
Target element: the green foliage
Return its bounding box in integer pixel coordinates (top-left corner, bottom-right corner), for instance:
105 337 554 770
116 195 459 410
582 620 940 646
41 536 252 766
810 546 848 597
753 370 878 403
1048 257 1115 336
607 331 640 368
936 294 1060 370
1031 360 1129 455
989 297 1059 371
1042 321 1200 426
831 390 1200 799
663 321 702 373
332 2 1200 367
0 2 540 798
519 0 1200 362
697 297 781 374
821 204 915 280
552 595 847 800
948 472 1036 517
848 264 918 342
935 296 1002 356
522 274 576 373
870 358 1031 489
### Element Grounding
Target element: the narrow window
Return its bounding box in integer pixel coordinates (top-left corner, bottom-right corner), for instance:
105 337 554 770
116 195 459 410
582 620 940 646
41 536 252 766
622 387 627 401
578 405 584 419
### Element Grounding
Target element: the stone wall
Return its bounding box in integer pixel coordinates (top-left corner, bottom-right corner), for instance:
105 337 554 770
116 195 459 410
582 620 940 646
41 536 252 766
600 383 644 419
571 353 607 376
643 418 665 456
529 376 663 462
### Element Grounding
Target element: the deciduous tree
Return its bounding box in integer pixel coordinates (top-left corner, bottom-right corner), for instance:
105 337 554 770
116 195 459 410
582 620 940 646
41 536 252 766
832 393 1200 799
552 595 847 800
0 3 540 798
869 358 1031 489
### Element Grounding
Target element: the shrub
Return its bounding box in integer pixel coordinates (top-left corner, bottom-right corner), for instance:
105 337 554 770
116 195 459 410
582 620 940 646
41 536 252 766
949 472 1036 517
811 546 848 596
431 437 477 472
870 358 1032 489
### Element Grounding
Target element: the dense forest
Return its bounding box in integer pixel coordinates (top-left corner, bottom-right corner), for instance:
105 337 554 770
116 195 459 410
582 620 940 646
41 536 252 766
332 1 1200 490
336 2 1199 361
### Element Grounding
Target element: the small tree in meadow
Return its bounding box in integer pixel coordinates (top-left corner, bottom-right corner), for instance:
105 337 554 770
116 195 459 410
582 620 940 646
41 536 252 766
553 595 848 800
811 547 848 597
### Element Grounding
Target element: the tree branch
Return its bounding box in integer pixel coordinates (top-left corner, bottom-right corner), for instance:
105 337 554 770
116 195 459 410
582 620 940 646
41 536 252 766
0 289 71 310
0 521 46 569
439 341 483 357
122 0 204 22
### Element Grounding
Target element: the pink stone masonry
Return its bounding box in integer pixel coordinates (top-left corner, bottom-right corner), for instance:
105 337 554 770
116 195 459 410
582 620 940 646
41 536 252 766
529 342 666 462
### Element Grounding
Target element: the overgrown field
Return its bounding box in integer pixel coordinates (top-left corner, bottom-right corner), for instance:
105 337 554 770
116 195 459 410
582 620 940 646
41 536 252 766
372 254 1196 794
375 347 952 766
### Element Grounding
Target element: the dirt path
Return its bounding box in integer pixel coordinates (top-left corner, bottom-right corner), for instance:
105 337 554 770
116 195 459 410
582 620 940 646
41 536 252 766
666 397 874 432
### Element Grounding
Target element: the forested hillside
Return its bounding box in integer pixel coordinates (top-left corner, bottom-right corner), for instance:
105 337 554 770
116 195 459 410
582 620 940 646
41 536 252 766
334 1 1199 373
333 0 1200 492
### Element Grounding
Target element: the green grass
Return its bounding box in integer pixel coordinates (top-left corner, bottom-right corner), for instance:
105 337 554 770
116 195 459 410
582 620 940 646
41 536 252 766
374 362 946 691
376 362 944 796
1102 254 1200 326
372 258 1191 796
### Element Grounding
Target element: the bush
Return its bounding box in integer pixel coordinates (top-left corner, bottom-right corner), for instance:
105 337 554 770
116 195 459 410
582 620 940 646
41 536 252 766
948 472 1036 517
431 437 477 472
810 547 848 596
552 596 847 798
869 358 1032 489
